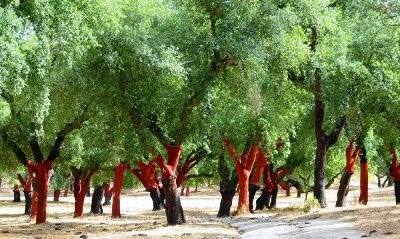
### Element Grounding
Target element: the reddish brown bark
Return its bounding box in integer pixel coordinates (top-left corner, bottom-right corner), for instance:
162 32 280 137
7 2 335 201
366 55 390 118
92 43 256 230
129 159 159 191
18 169 34 214
223 139 259 215
111 163 127 218
73 177 90 218
26 160 53 224
336 141 360 207
156 145 185 225
250 151 267 186
390 149 400 204
359 146 368 205
31 191 38 217
390 149 400 181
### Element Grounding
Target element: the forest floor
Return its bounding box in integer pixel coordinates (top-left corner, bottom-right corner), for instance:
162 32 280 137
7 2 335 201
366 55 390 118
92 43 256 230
0 178 398 238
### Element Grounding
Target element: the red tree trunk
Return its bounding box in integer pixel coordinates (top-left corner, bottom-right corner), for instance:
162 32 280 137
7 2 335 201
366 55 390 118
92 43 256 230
28 160 52 224
31 191 38 218
111 163 127 218
74 178 90 218
223 141 259 215
390 149 400 204
359 146 368 205
336 141 360 207
157 145 185 225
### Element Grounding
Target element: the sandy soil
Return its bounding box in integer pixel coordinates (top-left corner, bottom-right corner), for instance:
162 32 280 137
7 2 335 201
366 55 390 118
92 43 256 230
0 178 398 239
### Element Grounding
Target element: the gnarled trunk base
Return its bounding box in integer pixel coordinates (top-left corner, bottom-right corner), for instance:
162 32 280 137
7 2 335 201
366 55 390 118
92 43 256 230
217 189 235 217
162 178 185 225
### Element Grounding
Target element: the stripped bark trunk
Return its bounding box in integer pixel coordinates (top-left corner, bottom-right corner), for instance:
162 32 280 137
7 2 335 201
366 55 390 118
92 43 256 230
111 163 127 218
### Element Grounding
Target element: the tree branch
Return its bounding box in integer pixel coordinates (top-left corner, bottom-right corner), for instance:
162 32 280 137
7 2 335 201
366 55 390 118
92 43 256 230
0 131 28 166
147 113 173 146
326 117 346 148
47 109 88 161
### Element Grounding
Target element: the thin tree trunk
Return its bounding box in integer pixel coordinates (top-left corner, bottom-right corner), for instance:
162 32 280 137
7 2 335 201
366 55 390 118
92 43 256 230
111 163 127 218
54 189 61 202
336 172 352 207
13 187 21 202
359 146 368 205
394 181 400 205
269 187 278 209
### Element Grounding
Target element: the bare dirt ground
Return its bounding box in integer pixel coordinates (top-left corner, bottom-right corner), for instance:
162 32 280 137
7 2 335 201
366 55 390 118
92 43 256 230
0 177 398 239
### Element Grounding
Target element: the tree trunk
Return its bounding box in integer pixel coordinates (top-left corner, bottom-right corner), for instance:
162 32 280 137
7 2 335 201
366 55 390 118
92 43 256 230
255 190 271 210
388 175 394 187
64 187 69 197
314 144 327 208
217 189 236 217
248 184 259 213
236 170 251 215
185 187 190 197
23 191 32 215
269 187 278 209
377 176 381 188
91 186 104 214
13 187 21 202
86 183 91 197
149 188 163 211
74 178 89 218
162 178 185 225
54 189 61 202
31 191 38 218
111 163 127 218
35 161 52 224
180 186 185 196
336 172 352 207
359 146 368 205
103 183 112 206
394 181 400 205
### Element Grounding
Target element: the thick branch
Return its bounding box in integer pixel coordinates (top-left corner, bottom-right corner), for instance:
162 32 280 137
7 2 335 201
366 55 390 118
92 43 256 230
0 131 28 166
326 117 346 148
147 113 173 146
47 110 88 161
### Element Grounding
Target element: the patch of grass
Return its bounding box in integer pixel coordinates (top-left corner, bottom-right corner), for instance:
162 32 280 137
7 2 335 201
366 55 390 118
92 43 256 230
303 198 320 213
